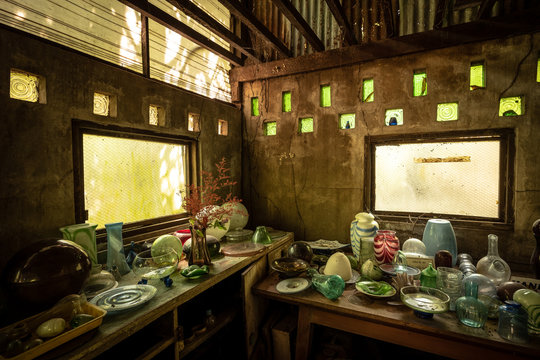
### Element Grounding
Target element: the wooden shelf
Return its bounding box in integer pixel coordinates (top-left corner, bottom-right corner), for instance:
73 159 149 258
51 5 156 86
135 337 176 360
179 308 238 358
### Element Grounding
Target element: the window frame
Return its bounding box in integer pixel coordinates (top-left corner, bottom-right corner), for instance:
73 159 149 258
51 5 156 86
72 119 197 245
364 128 515 229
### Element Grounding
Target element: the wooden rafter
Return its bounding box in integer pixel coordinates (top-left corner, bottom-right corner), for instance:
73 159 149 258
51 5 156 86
477 0 498 19
118 0 244 66
218 0 291 58
324 0 357 45
166 0 258 62
269 0 324 52
434 0 450 29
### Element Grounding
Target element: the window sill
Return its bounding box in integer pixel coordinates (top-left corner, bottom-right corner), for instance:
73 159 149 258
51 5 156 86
375 214 514 233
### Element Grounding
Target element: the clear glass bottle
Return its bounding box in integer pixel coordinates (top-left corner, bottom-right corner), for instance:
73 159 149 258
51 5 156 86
455 281 488 328
476 234 511 285
497 301 528 343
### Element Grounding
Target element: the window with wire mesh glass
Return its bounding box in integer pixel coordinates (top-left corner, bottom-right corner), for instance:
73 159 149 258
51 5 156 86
364 129 514 226
72 120 195 243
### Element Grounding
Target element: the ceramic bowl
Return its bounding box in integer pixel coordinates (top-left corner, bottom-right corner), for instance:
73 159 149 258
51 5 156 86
271 257 310 278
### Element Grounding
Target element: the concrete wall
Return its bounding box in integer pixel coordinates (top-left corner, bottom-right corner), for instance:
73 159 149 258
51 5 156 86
241 33 540 269
0 27 242 271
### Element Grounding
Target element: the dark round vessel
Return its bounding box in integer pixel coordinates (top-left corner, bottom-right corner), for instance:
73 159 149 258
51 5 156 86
3 239 91 308
287 241 313 263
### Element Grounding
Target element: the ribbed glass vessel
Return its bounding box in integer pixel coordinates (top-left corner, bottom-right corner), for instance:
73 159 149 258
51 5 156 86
456 281 488 328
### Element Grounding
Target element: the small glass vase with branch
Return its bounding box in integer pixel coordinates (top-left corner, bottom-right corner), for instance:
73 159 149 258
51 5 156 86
181 158 242 266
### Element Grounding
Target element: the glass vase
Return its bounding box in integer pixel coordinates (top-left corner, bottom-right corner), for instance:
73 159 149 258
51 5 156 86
350 212 379 261
60 223 101 274
455 281 488 328
476 234 511 285
188 226 212 266
373 230 399 265
251 226 272 244
422 219 458 266
105 222 131 275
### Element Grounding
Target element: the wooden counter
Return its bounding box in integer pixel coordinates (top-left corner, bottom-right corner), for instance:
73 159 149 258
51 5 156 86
253 272 540 360
55 233 293 360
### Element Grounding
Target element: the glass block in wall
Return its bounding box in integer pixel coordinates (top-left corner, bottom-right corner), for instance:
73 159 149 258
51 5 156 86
537 57 540 83
362 78 374 102
339 113 355 129
282 91 291 112
320 85 331 107
149 105 159 126
299 117 314 133
413 71 427 97
94 92 110 116
499 96 522 116
251 97 259 116
10 69 39 102
218 119 228 135
264 121 277 136
188 112 200 132
470 61 485 90
385 109 403 126
437 103 458 122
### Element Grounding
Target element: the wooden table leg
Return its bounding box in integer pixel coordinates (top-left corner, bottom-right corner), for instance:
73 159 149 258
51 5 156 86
295 305 312 360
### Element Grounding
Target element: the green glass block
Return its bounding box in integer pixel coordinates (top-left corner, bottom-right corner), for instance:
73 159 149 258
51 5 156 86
10 70 39 102
264 121 277 136
362 78 374 102
251 97 259 116
299 117 314 133
413 71 427 97
499 97 522 116
339 113 355 129
320 85 331 107
470 62 485 90
282 91 291 112
437 103 459 122
385 109 403 126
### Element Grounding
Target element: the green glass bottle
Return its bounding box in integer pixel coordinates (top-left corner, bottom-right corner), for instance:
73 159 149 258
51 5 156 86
308 269 345 300
420 263 438 288
455 280 488 328
251 226 272 245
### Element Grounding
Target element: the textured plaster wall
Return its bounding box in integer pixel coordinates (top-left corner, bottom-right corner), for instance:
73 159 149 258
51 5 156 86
242 33 540 269
0 27 241 271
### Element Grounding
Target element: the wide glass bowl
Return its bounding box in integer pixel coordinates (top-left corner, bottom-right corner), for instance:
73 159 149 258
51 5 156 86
132 248 179 284
271 257 310 278
400 285 450 318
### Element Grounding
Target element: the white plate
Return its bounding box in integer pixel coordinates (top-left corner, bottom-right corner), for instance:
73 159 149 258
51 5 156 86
276 278 311 294
319 266 360 284
90 284 157 314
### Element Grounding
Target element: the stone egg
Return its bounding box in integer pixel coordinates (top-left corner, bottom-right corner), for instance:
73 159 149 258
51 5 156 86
497 281 526 301
287 241 313 263
324 252 352 281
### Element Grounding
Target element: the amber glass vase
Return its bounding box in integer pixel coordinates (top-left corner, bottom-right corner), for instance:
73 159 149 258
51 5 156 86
189 226 212 266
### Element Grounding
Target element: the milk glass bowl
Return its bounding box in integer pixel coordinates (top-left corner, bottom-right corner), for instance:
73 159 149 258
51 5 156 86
132 248 179 287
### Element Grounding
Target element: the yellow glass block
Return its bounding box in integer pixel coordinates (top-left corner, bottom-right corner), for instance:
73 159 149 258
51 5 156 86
149 105 159 126
339 114 355 129
362 79 374 102
470 62 485 90
437 103 459 121
499 97 522 116
385 109 403 126
282 91 291 112
299 117 314 133
320 85 331 107
94 93 110 116
218 119 228 135
188 113 200 132
413 71 427 97
10 70 39 102
264 121 277 136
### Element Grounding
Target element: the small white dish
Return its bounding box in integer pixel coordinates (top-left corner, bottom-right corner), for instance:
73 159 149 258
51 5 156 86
276 277 311 294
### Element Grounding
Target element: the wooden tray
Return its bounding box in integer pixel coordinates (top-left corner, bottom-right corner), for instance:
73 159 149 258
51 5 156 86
0 302 106 360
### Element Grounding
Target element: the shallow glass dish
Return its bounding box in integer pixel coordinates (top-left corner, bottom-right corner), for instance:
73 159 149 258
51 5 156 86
400 285 450 318
355 281 396 298
90 284 157 314
379 264 421 277
132 248 179 281
225 229 253 242
271 257 310 278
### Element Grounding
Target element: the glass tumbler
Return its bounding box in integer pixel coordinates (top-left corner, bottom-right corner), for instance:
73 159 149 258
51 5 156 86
436 267 463 311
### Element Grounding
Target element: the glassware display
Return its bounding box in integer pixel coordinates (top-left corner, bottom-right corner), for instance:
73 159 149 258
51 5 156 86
105 222 130 275
132 248 179 287
455 281 488 328
60 223 101 273
400 286 450 319
307 268 345 300
476 234 511 285
422 219 458 266
350 212 379 261
189 226 212 266
373 230 400 264
251 226 272 244
498 301 529 343
436 267 463 311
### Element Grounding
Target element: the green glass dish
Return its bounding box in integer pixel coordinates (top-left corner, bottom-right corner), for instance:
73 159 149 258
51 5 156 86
355 281 396 298
400 286 450 318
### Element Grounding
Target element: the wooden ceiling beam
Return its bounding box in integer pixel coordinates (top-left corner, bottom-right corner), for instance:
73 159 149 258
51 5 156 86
269 0 325 52
218 0 291 58
166 0 258 62
324 0 357 45
477 0 498 19
119 0 244 66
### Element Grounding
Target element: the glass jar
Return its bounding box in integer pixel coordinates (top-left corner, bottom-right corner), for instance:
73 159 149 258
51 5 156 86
498 301 529 343
476 234 511 285
455 281 488 328
373 230 399 265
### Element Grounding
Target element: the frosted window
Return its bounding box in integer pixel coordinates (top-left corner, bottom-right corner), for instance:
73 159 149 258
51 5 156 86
499 96 522 116
374 141 500 218
362 79 374 102
264 121 277 136
83 134 187 229
188 112 200 132
437 103 458 121
339 114 355 129
10 69 39 102
413 71 427 96
320 85 331 107
299 117 314 133
93 93 110 116
385 109 403 126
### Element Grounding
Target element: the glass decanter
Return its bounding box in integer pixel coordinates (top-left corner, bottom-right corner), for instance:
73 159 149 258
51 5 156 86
455 280 488 328
307 269 345 300
476 234 511 285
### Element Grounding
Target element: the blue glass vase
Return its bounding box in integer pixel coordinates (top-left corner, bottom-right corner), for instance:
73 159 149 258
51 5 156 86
422 219 458 266
105 222 131 275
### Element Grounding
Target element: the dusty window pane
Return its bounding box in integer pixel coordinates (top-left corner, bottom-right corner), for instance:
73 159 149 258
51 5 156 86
10 69 39 102
188 112 200 132
499 96 522 116
385 109 403 126
413 71 427 96
282 91 291 112
264 121 277 136
218 119 228 136
320 85 331 107
83 134 187 229
149 105 159 126
470 62 485 90
299 117 313 133
339 113 355 129
93 92 110 116
374 141 500 218
437 103 458 121
362 78 374 102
